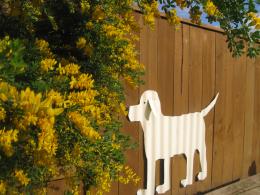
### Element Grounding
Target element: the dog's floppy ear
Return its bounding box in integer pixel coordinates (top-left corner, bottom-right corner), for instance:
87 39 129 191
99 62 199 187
147 96 160 117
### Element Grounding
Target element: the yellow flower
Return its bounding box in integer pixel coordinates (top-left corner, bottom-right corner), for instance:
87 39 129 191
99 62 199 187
248 12 260 29
47 90 64 106
92 6 105 21
102 24 124 38
119 102 128 116
167 9 180 25
37 118 58 155
76 37 87 49
0 82 19 104
205 0 218 16
0 107 6 121
86 21 94 29
40 58 57 72
80 0 90 13
0 180 6 194
19 87 42 114
69 73 95 90
14 169 30 186
35 39 53 57
0 129 18 157
68 111 101 139
57 63 80 76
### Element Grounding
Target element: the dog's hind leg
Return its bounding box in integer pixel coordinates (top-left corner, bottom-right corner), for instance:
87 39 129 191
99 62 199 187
181 153 194 187
156 158 171 194
197 145 207 180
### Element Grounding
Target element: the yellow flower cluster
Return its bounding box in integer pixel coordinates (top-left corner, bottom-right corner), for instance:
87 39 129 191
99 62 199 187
70 73 94 90
0 129 18 157
76 37 87 49
37 118 58 155
14 169 30 186
76 37 93 56
58 63 80 75
35 39 53 57
248 12 260 29
167 9 181 25
0 36 10 53
80 0 90 13
204 0 219 16
0 180 6 194
0 82 19 105
0 84 63 159
142 1 159 28
40 58 57 72
102 24 125 39
47 90 64 106
118 166 140 185
92 6 105 21
0 107 6 121
68 111 101 139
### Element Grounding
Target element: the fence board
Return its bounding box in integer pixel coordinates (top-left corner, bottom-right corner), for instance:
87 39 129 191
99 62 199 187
186 25 203 195
242 58 256 178
172 23 190 195
211 33 227 188
254 58 260 174
232 54 247 180
139 15 159 192
198 29 216 193
157 17 175 195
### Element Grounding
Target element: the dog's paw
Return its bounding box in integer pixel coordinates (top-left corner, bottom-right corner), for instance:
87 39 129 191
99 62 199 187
156 184 170 194
137 189 146 195
181 179 192 187
197 172 207 181
181 179 188 187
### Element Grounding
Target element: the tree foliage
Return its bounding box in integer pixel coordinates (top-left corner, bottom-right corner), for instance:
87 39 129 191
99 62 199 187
0 0 258 194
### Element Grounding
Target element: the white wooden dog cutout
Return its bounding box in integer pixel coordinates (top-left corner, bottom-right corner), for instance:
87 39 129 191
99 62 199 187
128 90 219 195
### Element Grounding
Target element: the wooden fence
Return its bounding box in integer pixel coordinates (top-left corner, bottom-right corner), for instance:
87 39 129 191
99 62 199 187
48 11 260 195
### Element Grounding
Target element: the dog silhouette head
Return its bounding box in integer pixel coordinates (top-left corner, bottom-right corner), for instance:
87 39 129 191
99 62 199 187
128 90 161 122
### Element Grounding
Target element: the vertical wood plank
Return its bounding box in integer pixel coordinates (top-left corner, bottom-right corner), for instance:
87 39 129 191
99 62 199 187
253 57 260 174
232 54 246 180
139 14 159 192
157 17 175 195
220 42 234 184
186 25 203 194
242 58 256 178
211 33 226 188
197 30 216 193
172 23 190 195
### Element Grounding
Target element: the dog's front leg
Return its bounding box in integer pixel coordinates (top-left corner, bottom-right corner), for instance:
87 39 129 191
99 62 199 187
156 158 171 194
137 158 156 195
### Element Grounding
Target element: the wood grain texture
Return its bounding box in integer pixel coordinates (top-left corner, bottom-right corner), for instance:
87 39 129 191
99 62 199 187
198 29 216 193
157 17 175 195
172 23 190 195
186 25 203 195
242 58 256 178
139 14 159 193
211 33 226 188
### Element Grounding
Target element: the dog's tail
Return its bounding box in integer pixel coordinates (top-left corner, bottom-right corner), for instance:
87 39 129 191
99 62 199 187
201 93 219 117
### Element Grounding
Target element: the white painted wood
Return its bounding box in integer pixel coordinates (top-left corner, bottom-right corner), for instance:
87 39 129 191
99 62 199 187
128 90 219 195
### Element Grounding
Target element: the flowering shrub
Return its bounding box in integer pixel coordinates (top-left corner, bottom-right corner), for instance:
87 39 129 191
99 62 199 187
0 0 259 194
